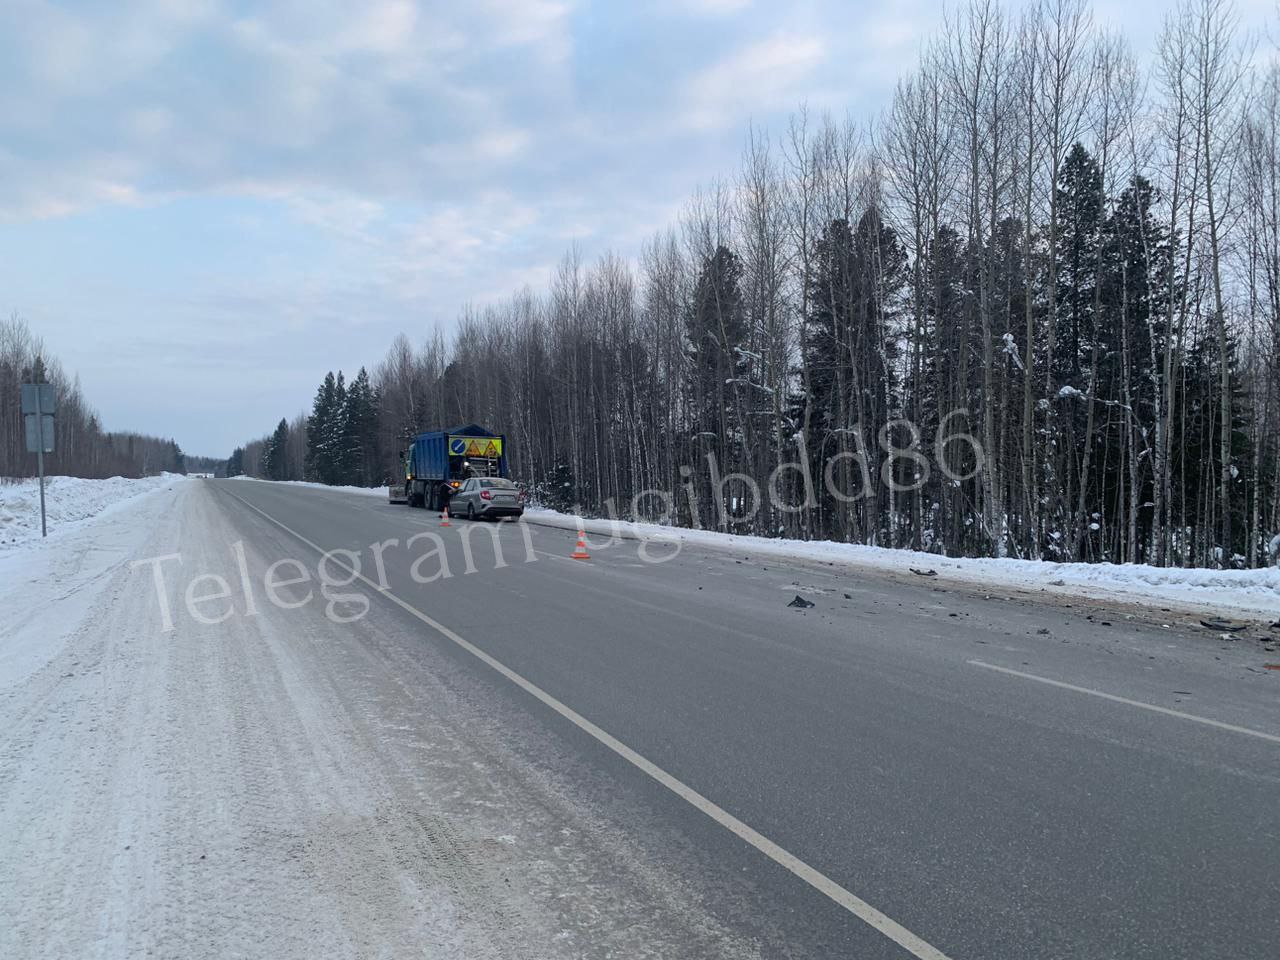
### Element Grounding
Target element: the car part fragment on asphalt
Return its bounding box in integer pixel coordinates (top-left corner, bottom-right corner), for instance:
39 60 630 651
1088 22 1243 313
1200 619 1245 632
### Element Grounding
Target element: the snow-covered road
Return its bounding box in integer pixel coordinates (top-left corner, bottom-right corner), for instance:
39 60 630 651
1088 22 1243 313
0 480 761 960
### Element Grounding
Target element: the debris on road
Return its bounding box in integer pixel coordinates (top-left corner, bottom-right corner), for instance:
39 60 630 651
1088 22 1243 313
787 595 815 609
528 505 1280 619
910 567 938 577
1200 619 1246 632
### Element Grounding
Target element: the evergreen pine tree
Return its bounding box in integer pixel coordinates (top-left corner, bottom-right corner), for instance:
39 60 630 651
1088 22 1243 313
1049 144 1105 554
265 418 289 480
1091 174 1174 558
261 433 275 480
685 244 748 525
800 210 905 540
545 460 575 512
686 245 747 434
1054 144 1104 383
305 372 337 483
332 371 350 484
342 367 378 486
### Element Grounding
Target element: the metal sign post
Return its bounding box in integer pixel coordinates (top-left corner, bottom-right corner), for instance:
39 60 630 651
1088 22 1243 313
21 383 56 538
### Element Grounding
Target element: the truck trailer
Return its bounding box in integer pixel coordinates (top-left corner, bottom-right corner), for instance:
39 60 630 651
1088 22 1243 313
389 423 510 510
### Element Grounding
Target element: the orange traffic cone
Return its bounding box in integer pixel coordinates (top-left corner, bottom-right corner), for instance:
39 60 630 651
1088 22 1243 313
440 505 452 527
571 530 590 560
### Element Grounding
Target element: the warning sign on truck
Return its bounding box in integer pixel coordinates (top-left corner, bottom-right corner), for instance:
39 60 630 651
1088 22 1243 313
448 436 503 458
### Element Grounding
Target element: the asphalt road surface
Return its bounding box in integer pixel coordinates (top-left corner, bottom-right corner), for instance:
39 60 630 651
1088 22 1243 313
38 478 1278 959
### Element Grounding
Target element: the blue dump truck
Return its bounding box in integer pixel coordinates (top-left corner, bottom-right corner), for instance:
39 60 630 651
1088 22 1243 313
389 423 510 510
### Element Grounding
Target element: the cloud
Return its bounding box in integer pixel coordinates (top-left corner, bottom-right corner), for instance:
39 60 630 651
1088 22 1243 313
863 15 917 51
682 33 827 131
0 0 567 220
673 0 754 14
339 0 419 55
384 193 542 296
479 0 572 58
474 128 535 161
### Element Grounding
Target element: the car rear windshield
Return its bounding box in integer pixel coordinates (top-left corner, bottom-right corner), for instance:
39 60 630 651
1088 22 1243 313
480 479 516 489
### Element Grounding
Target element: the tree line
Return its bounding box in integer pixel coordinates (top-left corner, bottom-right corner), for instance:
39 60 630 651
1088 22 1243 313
0 315 188 480
234 0 1280 569
228 368 380 487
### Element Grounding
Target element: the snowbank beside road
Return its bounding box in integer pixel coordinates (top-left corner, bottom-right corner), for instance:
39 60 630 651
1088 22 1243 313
0 473 185 549
0 474 186 690
229 476 389 498
526 509 1280 619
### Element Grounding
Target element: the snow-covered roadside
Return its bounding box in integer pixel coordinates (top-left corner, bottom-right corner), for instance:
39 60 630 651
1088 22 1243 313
0 473 184 548
1 479 762 960
526 508 1280 619
0 475 186 691
229 475 388 498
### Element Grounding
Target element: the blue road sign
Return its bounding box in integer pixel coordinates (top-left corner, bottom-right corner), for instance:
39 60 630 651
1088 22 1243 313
25 414 54 454
21 383 55 416
449 437 467 455
19 383 55 537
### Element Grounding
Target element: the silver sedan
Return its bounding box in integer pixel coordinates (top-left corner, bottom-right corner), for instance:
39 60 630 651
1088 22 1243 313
451 477 525 519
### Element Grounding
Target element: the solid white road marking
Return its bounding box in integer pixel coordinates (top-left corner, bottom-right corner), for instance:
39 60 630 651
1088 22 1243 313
968 659 1280 744
219 486 954 960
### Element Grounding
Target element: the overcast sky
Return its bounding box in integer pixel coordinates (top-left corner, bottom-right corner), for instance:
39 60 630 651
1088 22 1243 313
0 0 1275 457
